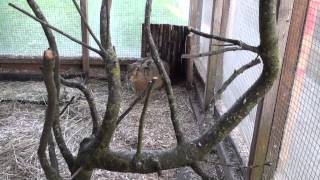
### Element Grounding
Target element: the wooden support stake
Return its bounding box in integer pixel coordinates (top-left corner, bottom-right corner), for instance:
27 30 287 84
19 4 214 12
80 0 89 78
204 0 224 110
186 35 194 89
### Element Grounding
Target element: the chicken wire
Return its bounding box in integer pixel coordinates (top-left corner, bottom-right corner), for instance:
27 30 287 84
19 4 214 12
0 0 189 58
0 0 82 56
273 1 320 179
221 0 261 165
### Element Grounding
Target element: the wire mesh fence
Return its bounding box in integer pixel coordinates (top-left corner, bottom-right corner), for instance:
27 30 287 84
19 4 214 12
221 0 261 165
272 0 320 179
0 0 189 58
0 0 82 56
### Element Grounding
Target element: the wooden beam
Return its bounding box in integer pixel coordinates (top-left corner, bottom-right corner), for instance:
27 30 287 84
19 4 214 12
204 0 224 110
248 0 309 179
80 0 90 77
186 35 193 89
0 55 141 80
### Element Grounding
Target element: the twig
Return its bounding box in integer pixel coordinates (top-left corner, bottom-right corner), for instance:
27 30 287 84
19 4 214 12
0 99 47 105
187 27 259 53
60 78 100 135
181 47 243 59
212 43 235 47
145 0 185 144
203 160 273 169
72 0 105 53
136 77 157 157
212 56 261 103
60 96 76 116
9 3 103 56
70 167 84 179
117 82 151 125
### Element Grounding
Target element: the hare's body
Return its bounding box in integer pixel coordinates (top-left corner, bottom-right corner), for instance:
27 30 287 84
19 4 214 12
127 57 170 94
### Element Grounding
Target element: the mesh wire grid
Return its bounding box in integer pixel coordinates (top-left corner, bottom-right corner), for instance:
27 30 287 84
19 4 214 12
221 0 261 165
0 0 82 56
0 0 189 58
272 1 320 179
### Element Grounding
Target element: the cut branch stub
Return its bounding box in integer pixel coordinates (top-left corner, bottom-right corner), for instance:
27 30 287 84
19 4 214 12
43 49 55 61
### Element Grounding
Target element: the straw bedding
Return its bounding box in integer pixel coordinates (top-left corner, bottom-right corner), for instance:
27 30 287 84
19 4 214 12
0 80 220 179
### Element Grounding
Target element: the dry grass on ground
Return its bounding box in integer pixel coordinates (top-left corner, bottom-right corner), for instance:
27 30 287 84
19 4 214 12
0 80 213 180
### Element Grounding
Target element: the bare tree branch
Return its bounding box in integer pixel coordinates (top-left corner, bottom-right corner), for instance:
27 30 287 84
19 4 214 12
8 3 103 56
93 0 122 149
93 0 280 174
100 0 112 50
25 1 75 171
145 0 185 144
212 57 261 102
135 78 157 158
38 49 62 179
26 0 61 98
117 81 152 125
12 0 280 178
72 0 105 53
187 27 259 53
181 47 244 59
60 78 100 135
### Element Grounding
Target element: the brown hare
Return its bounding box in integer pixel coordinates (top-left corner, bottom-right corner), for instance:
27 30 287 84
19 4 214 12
127 57 170 94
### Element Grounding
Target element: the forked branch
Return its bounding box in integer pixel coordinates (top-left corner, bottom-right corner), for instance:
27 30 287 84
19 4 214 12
60 78 100 135
187 27 259 53
182 47 244 59
212 56 261 102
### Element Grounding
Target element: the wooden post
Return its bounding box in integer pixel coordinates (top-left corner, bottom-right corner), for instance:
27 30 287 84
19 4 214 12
248 0 309 179
186 35 193 89
188 0 203 53
204 0 224 110
80 0 89 79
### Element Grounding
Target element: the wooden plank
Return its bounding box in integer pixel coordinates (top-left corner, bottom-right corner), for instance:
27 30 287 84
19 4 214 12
204 0 224 110
215 0 231 92
158 24 164 57
166 25 172 65
141 24 146 57
186 35 193 89
170 26 178 76
161 24 168 60
248 0 309 179
80 0 89 77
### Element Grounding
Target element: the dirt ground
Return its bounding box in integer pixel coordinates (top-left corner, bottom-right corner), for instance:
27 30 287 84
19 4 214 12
0 79 223 180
